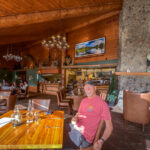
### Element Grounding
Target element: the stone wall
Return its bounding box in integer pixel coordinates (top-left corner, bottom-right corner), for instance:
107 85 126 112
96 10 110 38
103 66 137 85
118 0 150 92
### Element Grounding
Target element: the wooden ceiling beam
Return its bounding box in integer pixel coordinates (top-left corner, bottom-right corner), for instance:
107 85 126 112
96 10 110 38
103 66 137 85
0 35 44 45
24 10 120 49
0 4 122 29
66 10 120 33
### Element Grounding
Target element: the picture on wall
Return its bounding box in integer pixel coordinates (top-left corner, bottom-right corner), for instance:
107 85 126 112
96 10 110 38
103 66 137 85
75 37 105 58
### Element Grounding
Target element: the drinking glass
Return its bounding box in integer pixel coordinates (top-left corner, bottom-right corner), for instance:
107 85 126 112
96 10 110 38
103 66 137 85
26 100 33 123
26 111 34 123
11 106 22 127
34 112 39 122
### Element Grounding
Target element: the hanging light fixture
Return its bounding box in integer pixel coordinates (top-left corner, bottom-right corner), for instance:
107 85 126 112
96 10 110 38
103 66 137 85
41 0 69 51
14 49 22 62
3 46 22 62
3 47 13 61
41 34 69 50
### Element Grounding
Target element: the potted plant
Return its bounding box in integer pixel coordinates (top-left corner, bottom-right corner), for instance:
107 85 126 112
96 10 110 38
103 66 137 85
107 75 118 106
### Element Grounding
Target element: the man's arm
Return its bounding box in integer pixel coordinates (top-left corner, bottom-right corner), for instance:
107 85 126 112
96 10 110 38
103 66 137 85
93 120 113 150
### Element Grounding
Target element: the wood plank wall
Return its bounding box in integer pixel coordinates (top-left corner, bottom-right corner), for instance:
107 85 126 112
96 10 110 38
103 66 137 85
21 44 61 68
21 15 119 68
67 15 119 64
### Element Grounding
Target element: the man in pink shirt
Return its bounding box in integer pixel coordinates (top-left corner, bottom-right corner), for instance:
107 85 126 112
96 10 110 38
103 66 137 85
69 80 113 150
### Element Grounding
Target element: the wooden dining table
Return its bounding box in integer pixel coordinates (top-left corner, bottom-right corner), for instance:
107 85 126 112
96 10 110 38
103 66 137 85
0 110 64 149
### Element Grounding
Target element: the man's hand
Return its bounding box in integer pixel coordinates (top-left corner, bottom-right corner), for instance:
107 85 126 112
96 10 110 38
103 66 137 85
71 113 80 123
93 140 103 150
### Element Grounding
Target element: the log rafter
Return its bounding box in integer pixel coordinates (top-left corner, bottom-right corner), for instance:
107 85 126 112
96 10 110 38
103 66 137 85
0 10 120 45
0 4 122 29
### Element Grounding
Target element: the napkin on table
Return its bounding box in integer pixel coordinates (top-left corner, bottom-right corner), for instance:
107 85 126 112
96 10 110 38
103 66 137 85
0 117 12 128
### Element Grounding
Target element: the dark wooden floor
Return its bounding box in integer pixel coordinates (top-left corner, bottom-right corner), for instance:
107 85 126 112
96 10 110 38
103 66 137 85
17 94 150 150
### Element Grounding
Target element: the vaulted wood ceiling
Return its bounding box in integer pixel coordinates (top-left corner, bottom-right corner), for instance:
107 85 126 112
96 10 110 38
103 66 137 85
0 0 122 47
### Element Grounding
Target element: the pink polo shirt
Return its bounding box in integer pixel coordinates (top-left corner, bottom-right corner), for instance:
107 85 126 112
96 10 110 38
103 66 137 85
76 95 111 143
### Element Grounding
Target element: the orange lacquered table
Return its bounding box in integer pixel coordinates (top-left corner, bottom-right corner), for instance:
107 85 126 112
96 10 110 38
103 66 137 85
0 110 64 149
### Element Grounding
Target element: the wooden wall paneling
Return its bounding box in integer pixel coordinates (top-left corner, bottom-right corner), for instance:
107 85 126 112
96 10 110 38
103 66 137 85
21 44 62 68
39 68 60 74
67 15 119 64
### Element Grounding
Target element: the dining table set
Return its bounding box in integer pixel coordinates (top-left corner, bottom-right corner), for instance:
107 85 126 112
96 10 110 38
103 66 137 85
0 109 64 149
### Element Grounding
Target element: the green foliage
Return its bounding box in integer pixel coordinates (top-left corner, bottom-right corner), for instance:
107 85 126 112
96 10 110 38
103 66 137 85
107 75 118 102
107 90 117 102
99 43 104 49
99 72 103 77
0 69 13 84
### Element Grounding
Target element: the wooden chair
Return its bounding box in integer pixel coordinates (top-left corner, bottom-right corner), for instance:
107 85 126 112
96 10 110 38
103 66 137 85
44 84 60 95
0 91 11 98
123 90 150 131
31 99 51 111
0 94 17 115
56 90 73 114
99 89 108 101
80 120 105 150
72 95 84 113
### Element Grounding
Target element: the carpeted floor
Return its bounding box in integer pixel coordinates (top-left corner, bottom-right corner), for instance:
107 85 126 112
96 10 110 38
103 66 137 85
17 94 150 150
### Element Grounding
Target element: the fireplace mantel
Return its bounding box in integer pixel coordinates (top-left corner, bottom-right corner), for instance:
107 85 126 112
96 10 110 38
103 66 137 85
115 72 150 76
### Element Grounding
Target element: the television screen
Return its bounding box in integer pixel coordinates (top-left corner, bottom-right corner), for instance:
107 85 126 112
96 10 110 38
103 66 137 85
75 37 105 58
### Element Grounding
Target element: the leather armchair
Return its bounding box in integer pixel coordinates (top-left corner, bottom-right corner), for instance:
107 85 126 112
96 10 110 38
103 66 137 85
123 90 150 131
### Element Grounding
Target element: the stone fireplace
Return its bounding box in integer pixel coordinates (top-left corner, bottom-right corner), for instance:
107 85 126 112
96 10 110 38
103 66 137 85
118 0 150 92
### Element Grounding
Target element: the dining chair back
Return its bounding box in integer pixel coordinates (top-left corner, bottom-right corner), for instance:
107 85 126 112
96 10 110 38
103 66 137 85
0 94 17 115
56 90 72 114
99 89 108 101
72 95 84 112
0 91 11 98
56 90 70 107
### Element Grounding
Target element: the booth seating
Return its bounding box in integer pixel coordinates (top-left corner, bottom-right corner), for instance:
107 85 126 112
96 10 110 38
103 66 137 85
40 83 61 95
123 90 150 131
